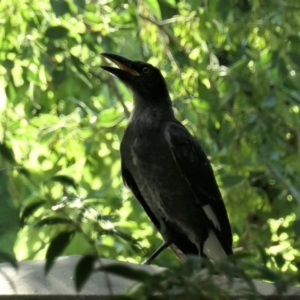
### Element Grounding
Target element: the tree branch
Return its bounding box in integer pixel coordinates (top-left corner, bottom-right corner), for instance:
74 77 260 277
267 162 300 203
89 71 130 118
138 14 190 56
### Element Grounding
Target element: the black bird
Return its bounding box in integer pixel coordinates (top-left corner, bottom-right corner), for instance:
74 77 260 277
100 53 233 264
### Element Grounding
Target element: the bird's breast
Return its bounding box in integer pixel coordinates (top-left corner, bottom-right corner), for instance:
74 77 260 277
121 125 211 246
122 128 192 210
130 133 173 173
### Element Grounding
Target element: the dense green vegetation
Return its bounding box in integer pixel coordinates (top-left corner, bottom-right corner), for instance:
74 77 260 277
1 0 300 292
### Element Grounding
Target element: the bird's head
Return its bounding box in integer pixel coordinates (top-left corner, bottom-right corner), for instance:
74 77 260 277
100 53 170 104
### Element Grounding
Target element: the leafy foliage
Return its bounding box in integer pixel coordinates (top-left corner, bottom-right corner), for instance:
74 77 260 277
1 0 300 296
74 255 98 291
98 255 294 299
45 230 75 273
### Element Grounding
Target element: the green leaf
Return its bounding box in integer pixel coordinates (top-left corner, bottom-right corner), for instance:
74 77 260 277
40 130 56 145
274 253 285 269
99 264 151 281
35 217 73 227
51 175 78 189
144 0 161 18
20 200 45 226
267 162 300 203
263 94 276 107
3 59 14 70
220 89 236 106
32 114 60 126
84 13 102 24
97 108 123 128
45 44 65 56
85 3 97 12
75 255 97 291
50 0 70 17
0 251 18 268
17 167 30 178
217 0 231 20
288 35 300 45
0 142 16 164
284 89 300 104
185 109 198 124
71 55 88 77
52 62 67 87
277 57 289 78
45 231 75 274
158 0 177 19
220 175 244 187
45 26 69 39
237 78 253 93
288 51 300 65
74 0 85 10
254 265 281 283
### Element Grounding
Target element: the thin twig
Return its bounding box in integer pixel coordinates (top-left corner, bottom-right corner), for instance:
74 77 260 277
107 76 130 118
267 162 300 203
138 14 190 55
138 13 193 97
89 71 130 118
234 235 298 252
138 14 193 27
58 202 114 295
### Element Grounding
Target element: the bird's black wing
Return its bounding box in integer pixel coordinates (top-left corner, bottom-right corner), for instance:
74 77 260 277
121 164 160 230
121 164 195 261
165 122 233 255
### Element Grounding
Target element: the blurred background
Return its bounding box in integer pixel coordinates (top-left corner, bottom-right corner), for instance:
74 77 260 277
0 0 299 277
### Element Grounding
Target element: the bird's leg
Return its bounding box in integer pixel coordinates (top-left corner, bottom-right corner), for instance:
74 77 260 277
194 243 204 270
143 241 171 265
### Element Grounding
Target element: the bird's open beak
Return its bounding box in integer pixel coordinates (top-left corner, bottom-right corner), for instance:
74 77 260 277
100 53 140 77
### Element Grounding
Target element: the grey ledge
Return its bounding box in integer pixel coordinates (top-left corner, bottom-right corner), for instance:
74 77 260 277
0 255 299 299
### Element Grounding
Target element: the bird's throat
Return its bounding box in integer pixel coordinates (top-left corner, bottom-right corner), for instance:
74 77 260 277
130 97 174 125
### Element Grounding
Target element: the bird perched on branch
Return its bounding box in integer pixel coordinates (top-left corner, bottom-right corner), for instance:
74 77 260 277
100 53 233 264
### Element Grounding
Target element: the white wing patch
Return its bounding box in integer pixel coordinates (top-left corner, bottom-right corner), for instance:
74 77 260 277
203 230 227 260
203 204 220 230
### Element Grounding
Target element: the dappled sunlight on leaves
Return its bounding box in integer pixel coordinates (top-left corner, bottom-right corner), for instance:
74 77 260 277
0 1 299 297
